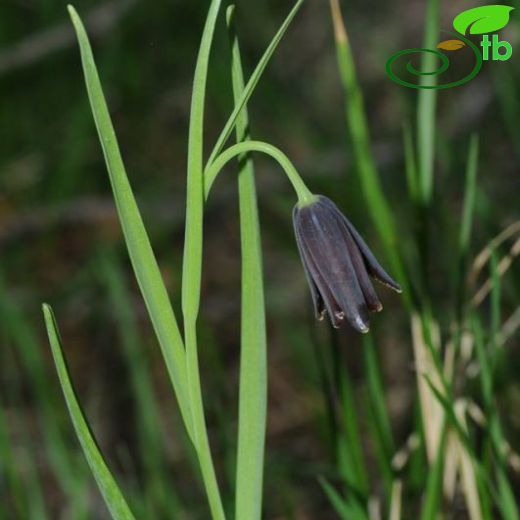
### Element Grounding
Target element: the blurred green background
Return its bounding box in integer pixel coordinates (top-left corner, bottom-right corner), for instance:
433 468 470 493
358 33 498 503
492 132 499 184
1 0 519 518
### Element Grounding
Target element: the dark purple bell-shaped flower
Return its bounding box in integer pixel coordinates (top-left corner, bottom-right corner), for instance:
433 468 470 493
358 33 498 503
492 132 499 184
293 195 401 333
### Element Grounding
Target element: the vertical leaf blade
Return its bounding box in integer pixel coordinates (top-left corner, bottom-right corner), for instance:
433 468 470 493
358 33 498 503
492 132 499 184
179 1 227 518
226 7 267 520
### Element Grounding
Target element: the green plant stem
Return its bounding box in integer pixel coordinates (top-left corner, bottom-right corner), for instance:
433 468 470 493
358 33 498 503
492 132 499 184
227 6 267 520
185 322 226 520
205 140 314 203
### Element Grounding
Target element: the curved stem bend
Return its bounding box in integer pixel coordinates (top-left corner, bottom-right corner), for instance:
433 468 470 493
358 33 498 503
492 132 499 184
204 140 315 204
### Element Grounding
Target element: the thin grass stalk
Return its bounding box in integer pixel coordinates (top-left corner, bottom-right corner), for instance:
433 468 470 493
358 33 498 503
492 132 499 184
457 134 479 315
226 6 267 520
331 332 369 498
328 0 408 299
362 335 395 498
415 0 439 304
459 135 480 258
403 122 419 205
417 0 439 207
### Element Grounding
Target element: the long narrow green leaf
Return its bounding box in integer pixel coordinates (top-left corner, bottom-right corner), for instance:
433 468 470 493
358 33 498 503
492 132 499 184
180 1 226 518
182 0 222 319
456 134 479 315
403 121 419 204
459 134 479 256
336 358 368 496
362 335 395 496
67 5 192 439
227 6 267 520
206 0 305 167
42 304 135 520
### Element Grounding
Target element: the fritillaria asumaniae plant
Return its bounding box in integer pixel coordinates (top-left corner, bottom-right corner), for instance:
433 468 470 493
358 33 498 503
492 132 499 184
42 1 401 519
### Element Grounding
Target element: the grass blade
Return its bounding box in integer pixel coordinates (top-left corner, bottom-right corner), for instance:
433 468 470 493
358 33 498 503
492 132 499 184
226 6 267 520
206 0 305 167
328 0 409 299
456 134 479 314
363 335 395 496
417 0 439 206
403 122 419 205
319 477 368 520
42 304 135 520
335 357 369 496
419 424 446 520
67 5 192 438
459 134 479 257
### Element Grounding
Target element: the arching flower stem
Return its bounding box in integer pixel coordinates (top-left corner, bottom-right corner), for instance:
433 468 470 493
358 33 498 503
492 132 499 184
204 140 316 205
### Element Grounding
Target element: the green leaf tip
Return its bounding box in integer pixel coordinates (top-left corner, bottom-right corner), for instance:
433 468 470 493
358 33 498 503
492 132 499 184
453 5 515 35
67 4 78 20
42 303 56 330
42 302 136 520
226 4 235 23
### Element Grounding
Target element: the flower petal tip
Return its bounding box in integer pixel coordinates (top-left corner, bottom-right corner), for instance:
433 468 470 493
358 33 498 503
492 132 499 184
354 316 370 334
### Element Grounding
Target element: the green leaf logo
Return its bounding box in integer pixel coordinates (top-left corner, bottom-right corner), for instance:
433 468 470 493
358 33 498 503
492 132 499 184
453 5 514 35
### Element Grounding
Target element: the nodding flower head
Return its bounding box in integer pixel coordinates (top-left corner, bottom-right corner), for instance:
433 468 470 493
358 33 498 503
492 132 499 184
293 195 402 333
